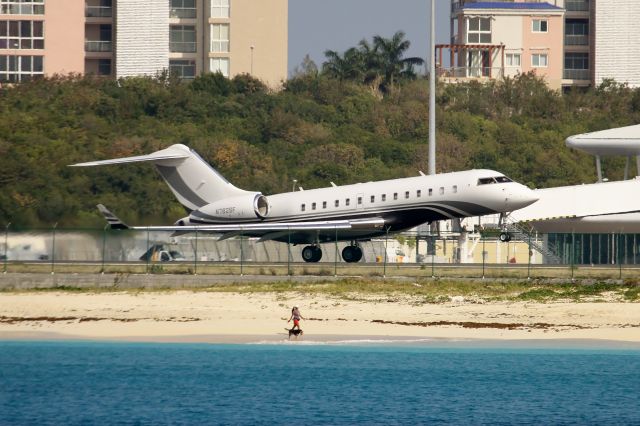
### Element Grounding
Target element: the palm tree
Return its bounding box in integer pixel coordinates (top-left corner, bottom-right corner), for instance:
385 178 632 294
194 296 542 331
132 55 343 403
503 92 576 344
372 31 424 92
322 47 364 81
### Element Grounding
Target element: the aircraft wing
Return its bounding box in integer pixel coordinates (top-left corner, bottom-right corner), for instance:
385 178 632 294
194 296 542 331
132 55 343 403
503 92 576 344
97 204 385 234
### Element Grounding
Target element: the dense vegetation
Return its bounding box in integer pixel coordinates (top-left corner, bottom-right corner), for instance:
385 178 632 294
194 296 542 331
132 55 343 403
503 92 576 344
2 35 640 228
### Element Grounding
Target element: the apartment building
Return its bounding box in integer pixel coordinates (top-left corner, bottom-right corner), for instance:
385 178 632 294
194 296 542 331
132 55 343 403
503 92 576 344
1 0 288 86
447 0 640 89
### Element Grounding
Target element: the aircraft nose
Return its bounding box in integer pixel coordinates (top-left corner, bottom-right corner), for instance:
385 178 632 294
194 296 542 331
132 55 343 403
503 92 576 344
505 186 538 211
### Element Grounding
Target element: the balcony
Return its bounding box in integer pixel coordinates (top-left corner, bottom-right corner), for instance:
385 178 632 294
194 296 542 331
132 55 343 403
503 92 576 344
85 6 112 18
564 69 590 80
565 34 588 46
170 8 196 19
85 40 112 52
566 0 589 12
170 42 196 53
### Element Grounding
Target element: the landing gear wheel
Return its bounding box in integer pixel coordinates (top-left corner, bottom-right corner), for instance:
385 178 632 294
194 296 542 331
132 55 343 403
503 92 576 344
341 245 363 263
499 232 511 242
302 245 322 262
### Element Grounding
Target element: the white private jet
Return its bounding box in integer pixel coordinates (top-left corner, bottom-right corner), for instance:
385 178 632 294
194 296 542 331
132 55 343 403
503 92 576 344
70 144 538 262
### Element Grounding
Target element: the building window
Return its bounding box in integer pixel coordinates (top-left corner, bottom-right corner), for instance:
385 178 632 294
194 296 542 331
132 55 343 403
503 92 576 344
0 1 45 15
170 0 196 19
301 204 305 212
98 59 111 76
393 193 398 200
312 202 316 210
210 57 229 77
169 59 196 80
467 17 491 43
345 198 350 206
532 53 548 68
0 55 43 83
565 18 588 45
322 201 327 209
170 25 196 52
506 53 520 67
564 52 589 80
532 19 548 33
210 24 229 53
335 200 339 207
381 194 386 202
0 20 44 50
211 0 229 18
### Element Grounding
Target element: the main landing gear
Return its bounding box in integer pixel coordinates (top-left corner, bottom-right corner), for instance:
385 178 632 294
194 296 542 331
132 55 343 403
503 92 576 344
301 245 322 262
341 244 363 263
301 243 363 263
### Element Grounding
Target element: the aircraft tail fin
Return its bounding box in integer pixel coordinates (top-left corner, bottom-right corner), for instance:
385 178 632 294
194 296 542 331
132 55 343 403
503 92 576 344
71 144 249 211
97 204 129 230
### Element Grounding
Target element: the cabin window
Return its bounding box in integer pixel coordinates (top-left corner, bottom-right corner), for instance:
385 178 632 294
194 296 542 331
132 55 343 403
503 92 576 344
322 201 327 209
382 194 386 202
428 188 433 196
452 185 458 193
346 198 350 206
496 176 512 183
370 195 375 203
312 202 316 210
478 177 495 185
405 191 410 199
417 190 421 197
335 200 339 207
301 204 306 212
357 196 363 205
393 193 398 200
439 187 444 195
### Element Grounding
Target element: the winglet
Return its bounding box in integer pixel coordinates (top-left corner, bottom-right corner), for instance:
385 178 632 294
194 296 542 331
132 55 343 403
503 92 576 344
97 204 129 230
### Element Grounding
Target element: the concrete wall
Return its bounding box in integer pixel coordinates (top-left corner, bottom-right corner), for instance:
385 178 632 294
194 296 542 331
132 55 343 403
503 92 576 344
116 0 169 78
594 0 640 88
45 0 85 75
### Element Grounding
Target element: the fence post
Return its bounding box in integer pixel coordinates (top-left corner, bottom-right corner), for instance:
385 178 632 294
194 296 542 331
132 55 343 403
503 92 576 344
334 226 338 277
146 227 150 274
619 232 622 280
51 222 57 275
383 227 388 278
481 235 485 279
571 232 575 281
527 232 531 280
101 224 107 274
431 236 435 278
3 223 9 274
287 227 291 276
194 228 198 276
240 229 243 277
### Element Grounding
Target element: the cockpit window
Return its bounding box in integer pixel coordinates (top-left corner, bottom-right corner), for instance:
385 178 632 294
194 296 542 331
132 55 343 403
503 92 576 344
478 176 513 185
478 177 496 185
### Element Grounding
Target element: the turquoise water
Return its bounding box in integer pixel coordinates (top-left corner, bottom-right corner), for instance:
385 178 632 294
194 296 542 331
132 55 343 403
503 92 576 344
1 341 639 425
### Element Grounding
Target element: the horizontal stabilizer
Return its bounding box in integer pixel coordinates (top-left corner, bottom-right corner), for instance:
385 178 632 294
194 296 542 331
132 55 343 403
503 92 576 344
69 146 190 167
97 204 129 230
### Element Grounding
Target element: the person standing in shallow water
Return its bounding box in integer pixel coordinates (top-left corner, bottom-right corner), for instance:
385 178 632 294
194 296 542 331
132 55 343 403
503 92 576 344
288 305 304 330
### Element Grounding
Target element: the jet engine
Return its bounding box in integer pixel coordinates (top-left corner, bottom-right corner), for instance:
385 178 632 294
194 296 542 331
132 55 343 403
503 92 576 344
189 193 270 222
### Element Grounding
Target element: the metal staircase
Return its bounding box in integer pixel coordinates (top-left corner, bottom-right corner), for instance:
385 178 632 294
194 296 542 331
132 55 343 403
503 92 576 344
505 219 563 264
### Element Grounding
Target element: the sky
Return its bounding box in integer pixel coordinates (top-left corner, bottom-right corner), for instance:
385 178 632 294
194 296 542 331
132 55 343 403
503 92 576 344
288 0 451 76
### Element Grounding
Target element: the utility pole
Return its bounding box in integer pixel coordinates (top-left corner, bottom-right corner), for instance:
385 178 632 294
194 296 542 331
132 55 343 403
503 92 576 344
428 0 436 175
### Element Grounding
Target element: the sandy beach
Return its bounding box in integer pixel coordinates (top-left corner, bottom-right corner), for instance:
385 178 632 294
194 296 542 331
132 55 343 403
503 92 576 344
1 290 639 346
